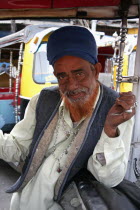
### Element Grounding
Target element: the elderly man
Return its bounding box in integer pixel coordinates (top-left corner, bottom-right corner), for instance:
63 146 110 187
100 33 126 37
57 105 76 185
0 26 136 210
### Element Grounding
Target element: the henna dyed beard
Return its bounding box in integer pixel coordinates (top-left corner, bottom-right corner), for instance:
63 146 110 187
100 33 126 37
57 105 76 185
62 83 99 122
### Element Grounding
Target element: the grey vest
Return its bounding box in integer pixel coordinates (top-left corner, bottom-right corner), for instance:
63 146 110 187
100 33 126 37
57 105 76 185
7 84 119 201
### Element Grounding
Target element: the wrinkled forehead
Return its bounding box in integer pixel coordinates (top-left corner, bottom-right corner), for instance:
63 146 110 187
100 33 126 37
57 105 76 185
53 55 92 75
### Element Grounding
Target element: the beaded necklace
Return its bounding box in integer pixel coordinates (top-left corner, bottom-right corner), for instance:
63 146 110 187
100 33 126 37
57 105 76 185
52 107 80 173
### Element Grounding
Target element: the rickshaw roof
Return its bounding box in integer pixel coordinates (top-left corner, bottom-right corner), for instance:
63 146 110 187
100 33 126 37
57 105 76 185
0 0 138 19
0 24 62 48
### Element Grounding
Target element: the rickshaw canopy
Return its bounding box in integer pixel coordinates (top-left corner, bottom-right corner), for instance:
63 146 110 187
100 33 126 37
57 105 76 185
0 0 138 19
0 25 60 48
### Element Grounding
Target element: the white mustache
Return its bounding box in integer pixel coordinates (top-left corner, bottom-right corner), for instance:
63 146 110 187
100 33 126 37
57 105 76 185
64 88 88 97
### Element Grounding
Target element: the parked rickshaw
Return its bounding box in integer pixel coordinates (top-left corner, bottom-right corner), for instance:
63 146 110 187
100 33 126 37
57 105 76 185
0 25 61 131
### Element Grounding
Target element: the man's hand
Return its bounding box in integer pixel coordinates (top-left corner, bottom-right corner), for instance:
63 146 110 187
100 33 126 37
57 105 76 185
104 91 136 137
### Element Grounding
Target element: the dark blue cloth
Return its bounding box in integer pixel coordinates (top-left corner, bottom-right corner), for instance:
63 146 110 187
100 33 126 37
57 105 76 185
47 26 98 65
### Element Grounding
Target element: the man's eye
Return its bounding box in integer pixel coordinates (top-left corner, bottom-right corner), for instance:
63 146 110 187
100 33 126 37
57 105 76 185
57 75 65 80
76 72 82 76
57 76 64 79
75 72 85 77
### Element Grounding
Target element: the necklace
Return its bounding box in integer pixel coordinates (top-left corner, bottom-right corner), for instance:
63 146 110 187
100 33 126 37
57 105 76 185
52 107 80 173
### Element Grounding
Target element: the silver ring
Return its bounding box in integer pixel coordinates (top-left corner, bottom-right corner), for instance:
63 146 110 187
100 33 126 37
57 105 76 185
134 101 138 107
125 101 138 113
125 108 133 113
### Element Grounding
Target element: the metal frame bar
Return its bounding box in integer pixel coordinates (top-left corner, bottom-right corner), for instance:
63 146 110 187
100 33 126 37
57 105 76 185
14 43 23 123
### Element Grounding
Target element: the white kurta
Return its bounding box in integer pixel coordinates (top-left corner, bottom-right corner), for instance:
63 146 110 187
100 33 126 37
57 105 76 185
0 88 134 210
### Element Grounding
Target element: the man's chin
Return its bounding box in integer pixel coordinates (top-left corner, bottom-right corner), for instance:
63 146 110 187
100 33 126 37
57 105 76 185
61 83 99 122
64 95 93 122
66 95 89 105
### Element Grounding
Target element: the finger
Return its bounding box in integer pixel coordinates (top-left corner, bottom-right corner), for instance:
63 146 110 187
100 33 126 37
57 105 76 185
111 103 136 117
116 98 134 110
116 94 136 110
122 109 135 120
119 91 133 95
119 91 136 97
124 102 137 114
119 92 135 101
110 109 135 124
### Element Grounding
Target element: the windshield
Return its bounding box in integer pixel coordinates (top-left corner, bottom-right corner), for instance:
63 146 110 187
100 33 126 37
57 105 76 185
33 42 58 84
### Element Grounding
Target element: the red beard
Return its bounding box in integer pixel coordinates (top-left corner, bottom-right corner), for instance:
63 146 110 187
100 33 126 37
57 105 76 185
62 83 99 122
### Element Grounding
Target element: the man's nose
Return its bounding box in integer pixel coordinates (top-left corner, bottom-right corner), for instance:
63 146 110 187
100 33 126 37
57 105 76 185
67 76 78 90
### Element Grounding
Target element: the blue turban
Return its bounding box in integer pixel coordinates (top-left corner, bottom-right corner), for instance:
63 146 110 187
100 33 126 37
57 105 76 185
47 26 98 65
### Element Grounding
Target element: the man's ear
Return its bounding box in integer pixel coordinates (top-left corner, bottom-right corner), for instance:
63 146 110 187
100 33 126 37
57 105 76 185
94 62 102 80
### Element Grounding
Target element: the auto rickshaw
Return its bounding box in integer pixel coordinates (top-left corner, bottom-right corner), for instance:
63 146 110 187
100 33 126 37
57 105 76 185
0 25 62 131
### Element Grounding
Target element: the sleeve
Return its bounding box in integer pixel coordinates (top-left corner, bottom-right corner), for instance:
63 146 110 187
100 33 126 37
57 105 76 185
87 117 134 187
0 94 39 163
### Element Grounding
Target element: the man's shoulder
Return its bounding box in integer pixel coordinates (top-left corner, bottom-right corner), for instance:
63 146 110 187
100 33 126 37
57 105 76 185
35 86 61 118
36 86 61 110
102 84 119 99
40 86 59 94
38 86 60 100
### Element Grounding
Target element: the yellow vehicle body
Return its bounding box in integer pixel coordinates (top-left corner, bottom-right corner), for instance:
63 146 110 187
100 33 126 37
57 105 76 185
20 34 57 99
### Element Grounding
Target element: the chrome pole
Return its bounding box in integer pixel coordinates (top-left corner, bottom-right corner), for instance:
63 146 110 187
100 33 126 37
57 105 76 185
9 51 13 92
116 16 127 92
14 43 23 123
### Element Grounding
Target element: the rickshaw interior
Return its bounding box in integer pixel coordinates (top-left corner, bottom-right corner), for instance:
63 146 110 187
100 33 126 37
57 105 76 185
0 0 140 187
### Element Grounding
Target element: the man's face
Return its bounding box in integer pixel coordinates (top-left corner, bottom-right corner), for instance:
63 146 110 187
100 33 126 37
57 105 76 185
54 55 100 104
